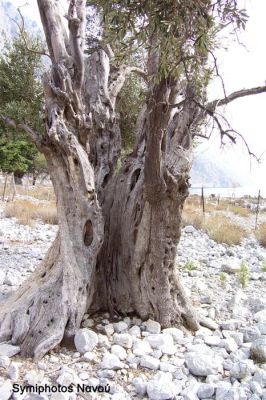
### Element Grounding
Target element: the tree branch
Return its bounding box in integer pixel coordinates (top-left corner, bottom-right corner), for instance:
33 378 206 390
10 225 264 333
0 114 43 150
193 100 259 160
67 0 86 89
207 85 266 111
10 9 51 59
109 65 147 106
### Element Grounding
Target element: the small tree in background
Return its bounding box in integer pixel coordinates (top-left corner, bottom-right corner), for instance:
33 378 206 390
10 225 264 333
0 33 45 183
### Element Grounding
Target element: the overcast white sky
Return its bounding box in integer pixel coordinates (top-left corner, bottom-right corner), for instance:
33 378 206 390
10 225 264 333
10 0 266 189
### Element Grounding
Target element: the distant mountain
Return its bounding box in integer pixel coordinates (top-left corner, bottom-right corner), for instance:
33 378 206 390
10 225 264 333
190 152 240 188
0 0 40 48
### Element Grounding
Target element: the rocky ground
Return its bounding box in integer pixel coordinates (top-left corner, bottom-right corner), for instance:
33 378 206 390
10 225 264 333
0 200 266 400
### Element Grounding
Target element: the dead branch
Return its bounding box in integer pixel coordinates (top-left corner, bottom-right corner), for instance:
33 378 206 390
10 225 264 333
193 100 258 160
207 85 266 111
10 8 51 59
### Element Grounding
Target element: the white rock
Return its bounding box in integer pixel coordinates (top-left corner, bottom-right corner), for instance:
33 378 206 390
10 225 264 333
197 383 215 399
0 380 13 400
98 334 110 349
24 370 44 385
151 349 162 359
140 355 160 370
128 325 141 337
132 376 147 396
100 353 123 369
79 371 90 380
221 259 240 274
74 329 98 353
133 340 152 356
162 328 184 343
144 334 174 353
184 225 196 234
253 369 266 386
147 372 179 400
229 360 254 379
215 382 236 400
0 270 5 285
113 333 132 349
222 331 243 346
0 343 20 357
82 318 94 328
220 319 242 330
37 362 47 371
254 309 266 323
113 321 128 333
257 322 266 335
82 352 95 362
144 319 161 334
8 362 20 380
204 335 221 346
185 352 223 376
159 361 177 373
0 356 10 369
56 368 79 386
219 337 238 353
104 324 114 336
111 345 127 360
250 381 263 396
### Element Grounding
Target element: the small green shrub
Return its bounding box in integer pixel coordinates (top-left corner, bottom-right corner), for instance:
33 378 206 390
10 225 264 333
183 261 198 271
220 272 227 287
261 259 266 272
237 262 249 288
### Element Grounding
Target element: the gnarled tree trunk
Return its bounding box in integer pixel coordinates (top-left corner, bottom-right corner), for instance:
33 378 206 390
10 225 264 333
0 0 204 359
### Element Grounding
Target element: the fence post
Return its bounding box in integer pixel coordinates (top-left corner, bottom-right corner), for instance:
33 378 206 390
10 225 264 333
201 186 205 216
7 173 14 201
255 189 261 230
11 173 16 201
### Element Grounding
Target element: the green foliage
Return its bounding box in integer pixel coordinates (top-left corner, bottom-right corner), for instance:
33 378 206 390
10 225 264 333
117 73 145 152
237 261 249 288
183 260 198 271
219 272 227 287
0 137 36 174
262 259 266 273
0 33 44 175
31 153 47 176
91 0 248 93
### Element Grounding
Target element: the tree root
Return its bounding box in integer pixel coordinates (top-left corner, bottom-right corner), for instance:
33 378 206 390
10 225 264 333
0 235 89 360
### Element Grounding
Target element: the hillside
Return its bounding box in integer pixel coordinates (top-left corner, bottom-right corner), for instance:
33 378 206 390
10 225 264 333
190 152 240 188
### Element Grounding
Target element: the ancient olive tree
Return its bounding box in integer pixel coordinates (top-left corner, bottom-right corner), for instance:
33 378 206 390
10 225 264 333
0 0 266 359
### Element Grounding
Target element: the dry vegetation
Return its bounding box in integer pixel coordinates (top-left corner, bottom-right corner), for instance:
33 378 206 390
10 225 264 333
4 199 57 226
203 215 247 245
183 196 249 245
229 205 249 217
255 223 266 247
0 183 55 201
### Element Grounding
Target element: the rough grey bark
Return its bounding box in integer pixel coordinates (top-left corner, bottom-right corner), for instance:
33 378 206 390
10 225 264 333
92 82 200 330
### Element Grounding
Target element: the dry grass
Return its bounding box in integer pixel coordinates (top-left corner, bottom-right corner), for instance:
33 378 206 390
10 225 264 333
0 183 55 201
4 199 57 225
182 205 204 230
255 223 266 247
203 215 247 245
229 205 249 217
